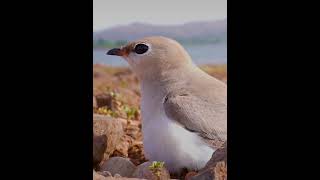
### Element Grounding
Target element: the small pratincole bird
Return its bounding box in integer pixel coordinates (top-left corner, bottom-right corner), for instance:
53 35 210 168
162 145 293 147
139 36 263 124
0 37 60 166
107 36 227 173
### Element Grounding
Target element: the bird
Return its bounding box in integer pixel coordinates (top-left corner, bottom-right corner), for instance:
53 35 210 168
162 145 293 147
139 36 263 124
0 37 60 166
106 36 227 174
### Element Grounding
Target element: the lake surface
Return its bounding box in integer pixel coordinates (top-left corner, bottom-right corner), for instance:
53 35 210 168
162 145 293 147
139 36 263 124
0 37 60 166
93 43 227 66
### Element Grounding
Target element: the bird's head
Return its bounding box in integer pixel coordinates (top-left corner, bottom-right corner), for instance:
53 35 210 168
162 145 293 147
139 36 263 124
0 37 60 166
106 36 193 79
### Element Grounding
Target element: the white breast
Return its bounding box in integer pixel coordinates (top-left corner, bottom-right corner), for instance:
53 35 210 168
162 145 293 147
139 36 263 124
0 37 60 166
140 85 215 173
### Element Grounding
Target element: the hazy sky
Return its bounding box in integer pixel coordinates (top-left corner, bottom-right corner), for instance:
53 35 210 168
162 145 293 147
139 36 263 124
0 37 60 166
93 0 227 31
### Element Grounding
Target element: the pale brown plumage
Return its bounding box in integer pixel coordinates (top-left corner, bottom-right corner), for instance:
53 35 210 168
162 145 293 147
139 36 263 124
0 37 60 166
107 36 227 172
109 36 227 147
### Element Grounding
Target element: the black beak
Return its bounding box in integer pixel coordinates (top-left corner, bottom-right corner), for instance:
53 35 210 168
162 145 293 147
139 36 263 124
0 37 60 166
106 48 123 56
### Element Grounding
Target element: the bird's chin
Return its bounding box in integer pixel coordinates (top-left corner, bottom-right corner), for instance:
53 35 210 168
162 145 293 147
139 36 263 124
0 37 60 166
122 58 136 71
122 56 129 62
120 56 132 66
123 57 136 68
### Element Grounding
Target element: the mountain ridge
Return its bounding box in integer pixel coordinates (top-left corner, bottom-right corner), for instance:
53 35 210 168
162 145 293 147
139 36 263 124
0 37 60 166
93 19 227 43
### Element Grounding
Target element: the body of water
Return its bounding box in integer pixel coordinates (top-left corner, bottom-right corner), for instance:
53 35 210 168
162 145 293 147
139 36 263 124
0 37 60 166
93 43 227 66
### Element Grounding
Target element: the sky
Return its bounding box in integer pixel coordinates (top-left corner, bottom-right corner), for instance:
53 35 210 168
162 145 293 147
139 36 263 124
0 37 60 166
93 0 227 32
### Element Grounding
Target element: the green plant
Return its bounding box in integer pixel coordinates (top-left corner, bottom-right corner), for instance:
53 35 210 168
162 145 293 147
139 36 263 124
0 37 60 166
123 105 138 120
120 80 128 88
148 161 165 178
95 107 118 117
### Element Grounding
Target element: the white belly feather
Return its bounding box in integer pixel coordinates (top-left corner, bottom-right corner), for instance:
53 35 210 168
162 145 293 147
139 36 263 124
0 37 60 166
141 88 215 173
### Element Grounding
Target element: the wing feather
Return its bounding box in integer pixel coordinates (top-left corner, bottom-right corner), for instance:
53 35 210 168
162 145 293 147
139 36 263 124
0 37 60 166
163 91 227 147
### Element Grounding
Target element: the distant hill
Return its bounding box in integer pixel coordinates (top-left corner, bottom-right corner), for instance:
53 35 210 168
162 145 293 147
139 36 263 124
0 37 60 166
93 19 227 45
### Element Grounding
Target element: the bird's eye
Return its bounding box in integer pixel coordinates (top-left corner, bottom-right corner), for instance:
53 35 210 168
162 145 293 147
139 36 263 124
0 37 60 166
134 43 149 54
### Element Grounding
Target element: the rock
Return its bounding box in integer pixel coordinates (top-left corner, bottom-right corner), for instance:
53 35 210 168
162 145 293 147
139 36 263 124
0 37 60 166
94 71 102 78
111 135 133 157
204 142 227 169
184 171 198 180
93 114 124 161
97 171 112 177
213 161 227 180
126 124 140 139
117 118 128 129
106 178 146 180
189 161 227 180
93 134 108 168
132 161 170 180
106 177 146 180
94 170 147 180
96 93 113 109
100 157 137 178
94 170 108 180
190 142 227 180
128 142 148 166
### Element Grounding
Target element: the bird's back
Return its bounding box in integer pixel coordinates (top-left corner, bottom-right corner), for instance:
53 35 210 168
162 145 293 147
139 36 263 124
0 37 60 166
162 65 227 146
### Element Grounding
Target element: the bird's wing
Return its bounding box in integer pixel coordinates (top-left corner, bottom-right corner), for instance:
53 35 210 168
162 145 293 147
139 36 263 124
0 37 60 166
163 91 227 148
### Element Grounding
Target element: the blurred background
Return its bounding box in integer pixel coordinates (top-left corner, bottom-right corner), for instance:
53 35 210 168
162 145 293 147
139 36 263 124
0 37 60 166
93 0 227 66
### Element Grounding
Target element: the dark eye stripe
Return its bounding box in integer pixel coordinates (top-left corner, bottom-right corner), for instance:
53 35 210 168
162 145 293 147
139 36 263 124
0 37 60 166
134 44 149 54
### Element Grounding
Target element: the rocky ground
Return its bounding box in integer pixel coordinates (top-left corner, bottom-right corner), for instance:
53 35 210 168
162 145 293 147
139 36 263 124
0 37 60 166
93 64 227 180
